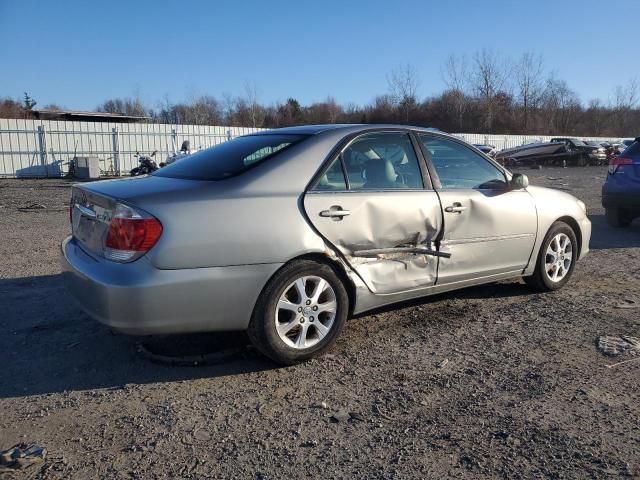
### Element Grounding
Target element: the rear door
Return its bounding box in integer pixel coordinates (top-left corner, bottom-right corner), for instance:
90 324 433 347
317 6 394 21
303 131 443 294
416 133 538 285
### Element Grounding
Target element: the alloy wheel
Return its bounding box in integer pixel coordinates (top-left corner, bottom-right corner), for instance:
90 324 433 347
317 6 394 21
544 233 573 282
274 275 337 349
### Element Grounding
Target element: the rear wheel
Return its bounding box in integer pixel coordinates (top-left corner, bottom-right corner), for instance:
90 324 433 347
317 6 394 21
605 208 632 228
247 260 349 365
524 221 578 291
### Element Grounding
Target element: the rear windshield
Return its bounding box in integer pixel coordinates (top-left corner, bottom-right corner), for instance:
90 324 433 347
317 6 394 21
154 134 307 180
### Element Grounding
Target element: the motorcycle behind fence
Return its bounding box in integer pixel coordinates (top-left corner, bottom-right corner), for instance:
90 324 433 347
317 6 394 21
130 151 159 176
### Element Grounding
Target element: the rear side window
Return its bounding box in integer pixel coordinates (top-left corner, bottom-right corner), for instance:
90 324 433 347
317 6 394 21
154 134 306 180
312 132 424 191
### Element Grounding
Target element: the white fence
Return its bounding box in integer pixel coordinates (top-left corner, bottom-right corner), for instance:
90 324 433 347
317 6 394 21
0 118 264 177
0 118 626 178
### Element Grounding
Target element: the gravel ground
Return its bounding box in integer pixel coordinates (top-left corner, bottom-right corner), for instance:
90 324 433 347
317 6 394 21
1 167 639 479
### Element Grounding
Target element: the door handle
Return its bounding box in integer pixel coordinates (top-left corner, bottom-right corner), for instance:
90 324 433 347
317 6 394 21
319 205 351 220
445 202 466 213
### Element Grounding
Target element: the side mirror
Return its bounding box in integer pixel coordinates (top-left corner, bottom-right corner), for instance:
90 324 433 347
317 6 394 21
510 173 528 190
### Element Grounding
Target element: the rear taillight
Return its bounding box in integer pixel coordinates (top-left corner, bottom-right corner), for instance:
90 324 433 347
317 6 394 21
104 203 162 262
608 156 633 175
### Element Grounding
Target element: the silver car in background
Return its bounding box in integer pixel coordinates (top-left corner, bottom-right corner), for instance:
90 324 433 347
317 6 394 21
61 125 591 364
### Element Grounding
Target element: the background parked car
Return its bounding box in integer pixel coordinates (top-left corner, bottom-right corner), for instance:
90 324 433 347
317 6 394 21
473 144 497 158
549 137 601 166
583 140 608 165
611 140 633 155
602 137 640 227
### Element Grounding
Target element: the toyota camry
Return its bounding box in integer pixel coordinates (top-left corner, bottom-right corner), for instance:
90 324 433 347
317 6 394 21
62 125 591 364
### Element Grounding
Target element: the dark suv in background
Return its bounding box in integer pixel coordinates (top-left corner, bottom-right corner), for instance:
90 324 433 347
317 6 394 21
550 137 603 166
602 137 640 227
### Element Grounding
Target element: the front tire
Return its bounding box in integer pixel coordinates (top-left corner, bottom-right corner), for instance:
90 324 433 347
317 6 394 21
247 260 349 365
524 221 578 291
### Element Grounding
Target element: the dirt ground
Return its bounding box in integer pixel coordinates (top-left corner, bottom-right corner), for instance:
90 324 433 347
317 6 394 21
1 166 639 479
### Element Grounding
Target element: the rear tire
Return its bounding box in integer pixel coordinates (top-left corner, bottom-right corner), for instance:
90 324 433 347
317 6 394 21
247 260 349 365
524 221 578 292
605 208 632 228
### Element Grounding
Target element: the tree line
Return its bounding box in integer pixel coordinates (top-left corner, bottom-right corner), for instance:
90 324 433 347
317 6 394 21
2 50 639 137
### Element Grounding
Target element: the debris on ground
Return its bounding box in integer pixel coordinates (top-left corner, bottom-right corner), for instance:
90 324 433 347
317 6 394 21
21 202 46 210
614 298 639 309
135 332 249 366
597 336 640 356
17 202 67 212
0 443 47 471
330 409 351 423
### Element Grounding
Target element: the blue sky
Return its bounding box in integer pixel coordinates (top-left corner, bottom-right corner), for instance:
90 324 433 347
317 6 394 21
1 0 638 110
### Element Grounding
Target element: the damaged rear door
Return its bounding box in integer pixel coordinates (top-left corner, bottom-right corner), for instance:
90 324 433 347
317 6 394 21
303 131 444 294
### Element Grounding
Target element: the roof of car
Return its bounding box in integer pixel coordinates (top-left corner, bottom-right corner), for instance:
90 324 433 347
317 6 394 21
251 124 444 136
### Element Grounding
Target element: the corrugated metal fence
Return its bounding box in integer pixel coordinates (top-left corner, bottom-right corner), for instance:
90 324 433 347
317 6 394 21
0 118 264 177
0 118 625 178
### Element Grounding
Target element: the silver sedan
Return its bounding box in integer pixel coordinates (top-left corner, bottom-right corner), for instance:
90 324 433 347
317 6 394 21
61 125 591 364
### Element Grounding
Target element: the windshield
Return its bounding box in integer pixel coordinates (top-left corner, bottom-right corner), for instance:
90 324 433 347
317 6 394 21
154 134 307 180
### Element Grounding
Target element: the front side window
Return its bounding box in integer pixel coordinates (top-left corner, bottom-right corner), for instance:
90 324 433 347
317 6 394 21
419 135 507 190
154 134 306 180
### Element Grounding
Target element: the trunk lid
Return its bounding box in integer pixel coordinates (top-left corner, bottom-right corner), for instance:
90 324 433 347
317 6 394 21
71 186 117 257
71 175 208 258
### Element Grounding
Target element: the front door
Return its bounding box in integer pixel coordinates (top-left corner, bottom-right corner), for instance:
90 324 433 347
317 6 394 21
416 134 538 285
304 131 443 294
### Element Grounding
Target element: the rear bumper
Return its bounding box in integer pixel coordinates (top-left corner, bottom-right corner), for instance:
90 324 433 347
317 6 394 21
602 192 640 210
60 236 282 335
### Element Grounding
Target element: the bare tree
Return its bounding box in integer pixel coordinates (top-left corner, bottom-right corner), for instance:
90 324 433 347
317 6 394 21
221 92 235 124
540 74 581 134
325 96 340 123
585 98 609 136
189 95 223 125
243 81 264 128
441 54 470 130
612 78 639 134
471 49 507 131
614 77 639 110
98 97 147 117
387 64 420 122
514 52 544 132
0 98 29 118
